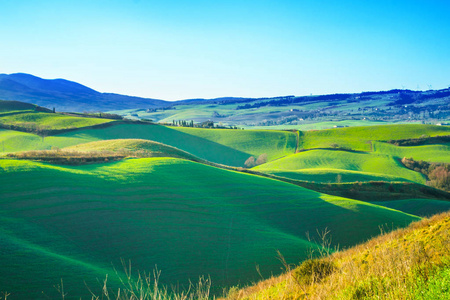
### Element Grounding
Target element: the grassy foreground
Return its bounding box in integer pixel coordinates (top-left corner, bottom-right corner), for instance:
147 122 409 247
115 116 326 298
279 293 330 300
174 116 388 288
223 211 450 300
0 158 420 299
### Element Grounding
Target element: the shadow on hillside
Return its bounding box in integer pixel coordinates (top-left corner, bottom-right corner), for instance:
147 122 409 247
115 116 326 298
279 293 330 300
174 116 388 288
57 123 252 167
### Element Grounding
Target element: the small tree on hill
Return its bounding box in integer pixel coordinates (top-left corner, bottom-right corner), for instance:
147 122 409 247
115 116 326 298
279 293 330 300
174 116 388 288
244 156 256 168
256 153 268 165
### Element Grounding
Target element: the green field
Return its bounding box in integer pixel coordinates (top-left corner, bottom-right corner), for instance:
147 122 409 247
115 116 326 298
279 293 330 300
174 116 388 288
44 124 296 167
370 199 450 217
66 139 202 161
0 129 48 152
300 124 450 151
262 168 413 184
0 112 114 130
0 158 421 298
254 150 426 183
373 141 450 163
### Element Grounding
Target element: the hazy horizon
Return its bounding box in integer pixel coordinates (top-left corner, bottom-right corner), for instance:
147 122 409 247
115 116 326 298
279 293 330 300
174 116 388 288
2 0 450 100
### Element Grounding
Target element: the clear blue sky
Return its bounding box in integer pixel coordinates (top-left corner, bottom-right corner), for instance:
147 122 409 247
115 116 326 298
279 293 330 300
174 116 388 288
1 0 450 100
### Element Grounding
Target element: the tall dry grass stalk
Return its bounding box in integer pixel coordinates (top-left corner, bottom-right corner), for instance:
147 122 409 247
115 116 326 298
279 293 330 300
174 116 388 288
86 261 213 300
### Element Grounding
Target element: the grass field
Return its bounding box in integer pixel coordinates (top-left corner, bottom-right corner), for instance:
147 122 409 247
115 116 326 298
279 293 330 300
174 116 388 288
0 129 48 152
0 100 44 112
43 124 296 166
224 212 450 300
0 112 114 130
373 141 450 163
65 138 202 161
262 168 412 184
0 157 420 298
370 199 450 217
299 124 450 151
253 150 426 184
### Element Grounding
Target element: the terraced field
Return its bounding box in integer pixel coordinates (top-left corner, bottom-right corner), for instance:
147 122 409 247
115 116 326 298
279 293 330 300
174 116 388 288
300 124 450 151
253 150 426 184
0 158 420 298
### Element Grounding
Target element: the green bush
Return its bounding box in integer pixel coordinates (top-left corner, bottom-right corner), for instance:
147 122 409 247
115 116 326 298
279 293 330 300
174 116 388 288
292 258 337 285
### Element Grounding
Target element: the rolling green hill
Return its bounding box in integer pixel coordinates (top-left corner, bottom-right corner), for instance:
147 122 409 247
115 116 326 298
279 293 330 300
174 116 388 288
65 138 202 161
262 168 412 184
253 150 426 184
0 124 294 167
42 124 296 167
370 199 450 217
0 129 48 152
0 158 420 298
0 112 114 130
299 124 450 151
223 212 450 300
373 141 450 163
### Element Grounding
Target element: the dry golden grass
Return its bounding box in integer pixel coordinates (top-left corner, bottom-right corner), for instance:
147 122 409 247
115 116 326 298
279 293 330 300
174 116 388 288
222 212 450 300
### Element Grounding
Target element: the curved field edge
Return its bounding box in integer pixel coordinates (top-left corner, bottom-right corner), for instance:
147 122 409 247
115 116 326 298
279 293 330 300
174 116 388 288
0 157 420 298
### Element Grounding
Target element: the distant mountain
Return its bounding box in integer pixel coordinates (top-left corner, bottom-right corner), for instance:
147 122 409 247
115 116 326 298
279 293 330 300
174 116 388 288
0 73 170 112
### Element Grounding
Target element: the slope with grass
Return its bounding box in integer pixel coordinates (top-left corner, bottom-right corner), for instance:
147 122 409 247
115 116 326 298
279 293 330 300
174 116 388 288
0 158 420 298
172 127 297 161
299 124 450 151
373 141 450 163
225 212 450 300
0 129 48 153
0 112 114 130
253 150 426 184
65 139 203 161
42 124 296 166
370 198 450 217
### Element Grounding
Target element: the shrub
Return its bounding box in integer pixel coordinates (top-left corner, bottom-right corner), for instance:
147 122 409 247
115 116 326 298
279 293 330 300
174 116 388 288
292 258 337 285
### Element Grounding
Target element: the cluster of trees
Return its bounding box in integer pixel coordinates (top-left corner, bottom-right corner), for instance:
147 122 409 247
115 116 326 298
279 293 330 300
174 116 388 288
244 153 268 168
173 120 195 127
80 112 124 120
172 120 239 129
401 157 450 191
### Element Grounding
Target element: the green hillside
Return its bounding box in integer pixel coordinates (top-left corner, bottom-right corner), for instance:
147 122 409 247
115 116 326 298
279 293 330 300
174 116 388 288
263 168 412 184
224 212 450 300
370 199 450 217
0 100 48 115
300 124 450 151
172 127 297 161
39 124 295 167
0 112 114 130
254 150 426 183
0 129 48 152
0 158 420 298
373 141 450 163
65 139 202 161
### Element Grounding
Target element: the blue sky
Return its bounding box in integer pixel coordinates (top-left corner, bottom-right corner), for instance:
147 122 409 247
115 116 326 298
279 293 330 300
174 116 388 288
1 0 450 100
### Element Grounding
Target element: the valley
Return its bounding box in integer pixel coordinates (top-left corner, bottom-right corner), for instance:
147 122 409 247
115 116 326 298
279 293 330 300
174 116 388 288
0 99 449 299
